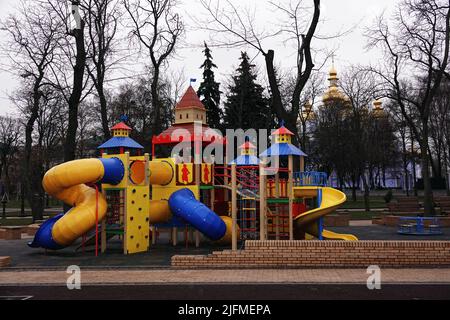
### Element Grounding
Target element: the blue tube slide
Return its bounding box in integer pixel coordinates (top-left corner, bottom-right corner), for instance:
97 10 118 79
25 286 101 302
168 188 226 241
28 213 65 250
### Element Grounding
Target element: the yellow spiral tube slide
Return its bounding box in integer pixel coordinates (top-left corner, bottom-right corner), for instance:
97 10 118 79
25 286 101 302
28 158 126 250
43 159 109 247
29 157 177 250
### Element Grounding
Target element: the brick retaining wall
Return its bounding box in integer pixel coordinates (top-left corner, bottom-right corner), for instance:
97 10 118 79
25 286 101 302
0 256 11 268
324 214 350 227
0 227 23 240
171 240 450 268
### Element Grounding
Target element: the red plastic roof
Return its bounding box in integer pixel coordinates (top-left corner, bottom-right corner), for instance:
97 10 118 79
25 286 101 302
111 122 132 130
272 126 294 136
152 123 226 144
239 141 256 149
176 86 205 109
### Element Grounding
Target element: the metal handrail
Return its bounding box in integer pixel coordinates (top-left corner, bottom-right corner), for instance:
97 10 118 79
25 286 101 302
293 171 328 187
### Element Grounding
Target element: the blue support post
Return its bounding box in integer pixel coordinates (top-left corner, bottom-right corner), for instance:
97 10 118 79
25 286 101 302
317 188 323 240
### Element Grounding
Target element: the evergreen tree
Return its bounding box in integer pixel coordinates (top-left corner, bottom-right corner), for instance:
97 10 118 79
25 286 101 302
224 52 273 130
197 42 223 130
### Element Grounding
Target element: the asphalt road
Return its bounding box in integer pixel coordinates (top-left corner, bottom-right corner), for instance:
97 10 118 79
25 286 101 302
1 283 450 300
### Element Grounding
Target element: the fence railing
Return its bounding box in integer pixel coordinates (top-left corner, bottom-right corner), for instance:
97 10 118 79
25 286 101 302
293 171 328 187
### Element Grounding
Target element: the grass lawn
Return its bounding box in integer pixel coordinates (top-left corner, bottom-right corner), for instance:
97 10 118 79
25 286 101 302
342 211 382 220
341 196 387 209
2 199 62 209
0 217 34 226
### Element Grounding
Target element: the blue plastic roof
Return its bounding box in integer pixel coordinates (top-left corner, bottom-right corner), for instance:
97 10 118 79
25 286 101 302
229 155 260 165
259 143 307 157
98 137 144 150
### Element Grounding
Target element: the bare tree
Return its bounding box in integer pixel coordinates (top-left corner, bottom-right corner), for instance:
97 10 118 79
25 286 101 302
198 0 321 145
339 67 379 207
124 0 184 138
67 0 88 162
107 68 178 147
429 77 450 194
0 116 22 198
46 0 89 162
366 0 450 214
293 71 324 151
1 0 62 220
388 100 414 196
35 89 66 207
84 0 120 139
76 101 98 158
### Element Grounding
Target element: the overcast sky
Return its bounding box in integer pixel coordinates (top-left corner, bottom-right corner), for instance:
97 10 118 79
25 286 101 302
0 0 397 117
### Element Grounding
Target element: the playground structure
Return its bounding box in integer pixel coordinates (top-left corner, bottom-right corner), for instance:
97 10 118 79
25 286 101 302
29 85 357 255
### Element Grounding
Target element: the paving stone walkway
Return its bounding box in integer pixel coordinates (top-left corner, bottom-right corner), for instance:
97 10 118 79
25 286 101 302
0 268 449 285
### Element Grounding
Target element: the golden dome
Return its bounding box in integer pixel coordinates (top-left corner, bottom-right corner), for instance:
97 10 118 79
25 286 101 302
322 64 351 106
373 99 382 109
328 65 338 81
323 87 350 103
372 99 386 118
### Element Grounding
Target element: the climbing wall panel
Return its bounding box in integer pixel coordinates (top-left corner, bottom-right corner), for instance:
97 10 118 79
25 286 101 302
124 186 150 254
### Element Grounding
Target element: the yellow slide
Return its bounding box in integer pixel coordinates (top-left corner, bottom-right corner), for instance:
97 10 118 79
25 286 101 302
29 157 176 250
293 186 358 241
29 159 111 249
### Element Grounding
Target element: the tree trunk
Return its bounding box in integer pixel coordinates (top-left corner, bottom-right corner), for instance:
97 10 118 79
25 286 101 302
150 65 162 141
351 174 357 202
301 122 307 151
361 174 370 212
444 148 450 196
401 133 410 196
264 50 286 121
428 144 439 179
98 85 110 139
64 25 86 162
264 50 299 142
24 81 44 221
412 157 418 197
409 126 419 196
419 129 434 215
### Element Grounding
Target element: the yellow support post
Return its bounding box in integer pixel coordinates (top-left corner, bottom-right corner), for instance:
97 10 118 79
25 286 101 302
121 151 151 254
224 150 229 202
300 155 305 172
231 163 237 251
